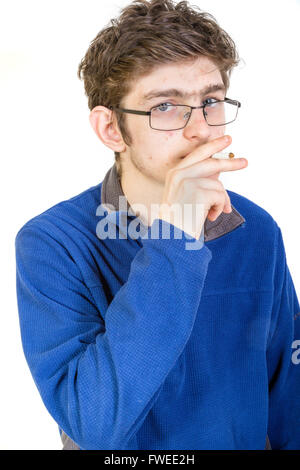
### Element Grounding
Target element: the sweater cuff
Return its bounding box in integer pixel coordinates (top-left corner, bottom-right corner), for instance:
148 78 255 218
140 217 211 265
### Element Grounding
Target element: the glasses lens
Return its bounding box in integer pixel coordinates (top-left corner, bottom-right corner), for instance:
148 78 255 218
150 101 239 130
150 104 192 130
204 101 238 126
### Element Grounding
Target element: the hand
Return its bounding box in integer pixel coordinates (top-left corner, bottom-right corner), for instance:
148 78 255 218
158 135 248 240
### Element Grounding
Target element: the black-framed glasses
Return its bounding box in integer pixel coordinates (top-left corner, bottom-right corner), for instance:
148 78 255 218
110 97 241 131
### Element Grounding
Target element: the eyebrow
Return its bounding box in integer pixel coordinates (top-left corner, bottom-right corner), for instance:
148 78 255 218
140 83 226 104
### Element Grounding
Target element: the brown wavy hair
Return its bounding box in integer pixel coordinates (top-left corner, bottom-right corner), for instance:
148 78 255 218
77 0 240 177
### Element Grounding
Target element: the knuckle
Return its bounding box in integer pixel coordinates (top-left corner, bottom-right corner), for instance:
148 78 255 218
215 180 224 191
214 159 223 170
216 190 225 204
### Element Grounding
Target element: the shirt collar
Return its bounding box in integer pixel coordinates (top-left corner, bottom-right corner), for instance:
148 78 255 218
100 163 245 242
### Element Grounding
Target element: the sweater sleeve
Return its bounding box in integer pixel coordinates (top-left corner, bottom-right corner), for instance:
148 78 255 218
266 225 300 449
15 217 212 450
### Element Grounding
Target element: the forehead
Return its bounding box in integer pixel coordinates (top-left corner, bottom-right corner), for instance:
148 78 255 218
128 57 223 105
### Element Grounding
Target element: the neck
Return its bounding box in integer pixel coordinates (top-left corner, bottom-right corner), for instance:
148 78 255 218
119 159 164 226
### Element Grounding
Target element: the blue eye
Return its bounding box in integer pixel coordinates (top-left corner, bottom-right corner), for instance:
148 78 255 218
203 97 219 107
155 102 174 112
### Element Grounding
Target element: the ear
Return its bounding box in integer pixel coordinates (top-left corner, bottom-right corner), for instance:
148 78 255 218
89 105 126 153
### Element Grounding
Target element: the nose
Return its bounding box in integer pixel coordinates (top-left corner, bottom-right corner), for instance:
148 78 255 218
182 107 211 141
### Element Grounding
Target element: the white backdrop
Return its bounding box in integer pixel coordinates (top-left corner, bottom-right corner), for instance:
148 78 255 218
1 0 299 450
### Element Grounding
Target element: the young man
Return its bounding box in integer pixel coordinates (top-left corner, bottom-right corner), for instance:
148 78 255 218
15 0 300 450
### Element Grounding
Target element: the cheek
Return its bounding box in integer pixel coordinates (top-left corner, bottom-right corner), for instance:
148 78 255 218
214 127 226 138
147 131 177 159
143 130 180 168
165 131 175 138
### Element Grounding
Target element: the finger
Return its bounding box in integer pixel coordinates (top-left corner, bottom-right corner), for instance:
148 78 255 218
197 183 230 219
176 135 232 170
205 189 226 221
207 189 231 218
182 177 225 192
190 178 230 219
171 158 247 187
223 190 232 213
166 175 219 206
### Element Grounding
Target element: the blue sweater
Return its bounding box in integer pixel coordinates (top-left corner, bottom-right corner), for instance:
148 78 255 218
15 168 300 450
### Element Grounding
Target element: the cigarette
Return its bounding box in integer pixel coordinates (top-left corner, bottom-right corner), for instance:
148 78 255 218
212 152 235 159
